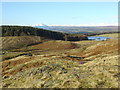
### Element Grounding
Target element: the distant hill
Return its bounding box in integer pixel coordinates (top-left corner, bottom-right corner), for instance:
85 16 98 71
34 25 118 34
2 25 65 40
1 25 88 50
1 25 88 41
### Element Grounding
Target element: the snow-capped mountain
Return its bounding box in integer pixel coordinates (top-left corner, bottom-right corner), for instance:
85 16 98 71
32 24 118 34
33 24 50 29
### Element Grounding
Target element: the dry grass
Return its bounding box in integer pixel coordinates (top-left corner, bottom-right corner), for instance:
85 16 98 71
3 61 44 76
71 33 119 55
1 36 41 50
31 40 77 50
2 56 37 72
97 33 119 38
1 33 119 88
84 39 118 57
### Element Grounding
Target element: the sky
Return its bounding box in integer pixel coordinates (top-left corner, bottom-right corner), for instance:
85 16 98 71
2 2 118 26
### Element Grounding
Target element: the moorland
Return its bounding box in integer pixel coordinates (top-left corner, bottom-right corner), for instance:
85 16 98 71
0 25 119 88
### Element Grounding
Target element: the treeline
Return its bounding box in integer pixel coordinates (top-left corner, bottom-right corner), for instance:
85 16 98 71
1 25 65 40
1 25 88 41
64 33 88 41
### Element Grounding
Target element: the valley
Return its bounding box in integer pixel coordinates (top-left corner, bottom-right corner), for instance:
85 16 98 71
2 1 118 88
34 25 118 34
1 30 119 88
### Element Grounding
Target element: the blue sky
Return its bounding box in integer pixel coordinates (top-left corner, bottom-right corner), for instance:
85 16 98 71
2 2 118 26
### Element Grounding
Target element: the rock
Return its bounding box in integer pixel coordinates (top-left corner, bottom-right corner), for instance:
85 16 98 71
41 66 53 73
44 81 53 87
3 75 9 79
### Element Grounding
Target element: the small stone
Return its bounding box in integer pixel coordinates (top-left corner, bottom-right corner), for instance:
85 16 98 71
3 75 9 79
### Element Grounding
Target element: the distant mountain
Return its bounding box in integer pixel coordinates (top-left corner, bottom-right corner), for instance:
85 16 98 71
33 25 118 34
33 24 50 30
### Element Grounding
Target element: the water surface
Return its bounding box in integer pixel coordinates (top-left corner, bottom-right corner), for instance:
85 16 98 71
88 36 112 41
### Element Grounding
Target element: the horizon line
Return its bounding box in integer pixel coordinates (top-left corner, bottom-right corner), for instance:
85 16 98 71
1 24 118 27
32 23 118 26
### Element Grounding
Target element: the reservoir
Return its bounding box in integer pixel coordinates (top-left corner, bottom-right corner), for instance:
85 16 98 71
88 36 112 41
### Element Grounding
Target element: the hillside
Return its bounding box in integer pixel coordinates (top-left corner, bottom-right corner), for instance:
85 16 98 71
1 36 41 50
2 26 88 41
1 33 119 88
1 26 88 50
2 26 65 40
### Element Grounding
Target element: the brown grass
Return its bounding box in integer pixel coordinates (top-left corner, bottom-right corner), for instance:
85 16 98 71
3 61 44 76
1 36 41 50
84 40 118 57
32 40 77 50
69 39 118 58
2 56 37 72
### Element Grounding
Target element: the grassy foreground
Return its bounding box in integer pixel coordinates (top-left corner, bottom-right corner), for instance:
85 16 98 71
1 33 119 88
